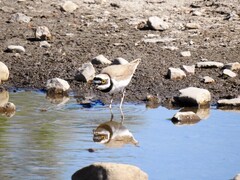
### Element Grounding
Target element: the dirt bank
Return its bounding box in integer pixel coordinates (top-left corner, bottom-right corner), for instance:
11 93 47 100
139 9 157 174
0 0 239 105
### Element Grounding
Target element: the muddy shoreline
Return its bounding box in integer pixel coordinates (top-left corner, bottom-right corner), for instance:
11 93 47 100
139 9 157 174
0 0 239 106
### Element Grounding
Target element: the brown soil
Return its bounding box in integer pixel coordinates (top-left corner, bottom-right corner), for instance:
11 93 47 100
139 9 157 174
0 0 239 106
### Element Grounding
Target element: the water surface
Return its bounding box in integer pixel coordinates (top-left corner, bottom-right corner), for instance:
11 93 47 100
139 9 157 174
0 91 240 180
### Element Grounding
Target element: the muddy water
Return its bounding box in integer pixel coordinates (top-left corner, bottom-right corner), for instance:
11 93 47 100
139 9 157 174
0 91 240 180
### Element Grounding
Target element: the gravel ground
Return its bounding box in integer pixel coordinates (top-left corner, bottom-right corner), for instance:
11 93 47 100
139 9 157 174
0 0 239 106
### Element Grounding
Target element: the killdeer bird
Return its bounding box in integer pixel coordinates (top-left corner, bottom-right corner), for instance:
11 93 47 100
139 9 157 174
93 58 141 119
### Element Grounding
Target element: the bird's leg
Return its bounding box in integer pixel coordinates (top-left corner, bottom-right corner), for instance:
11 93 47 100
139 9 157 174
109 94 114 121
120 89 126 123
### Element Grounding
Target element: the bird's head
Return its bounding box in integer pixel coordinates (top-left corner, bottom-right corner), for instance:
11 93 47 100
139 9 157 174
93 74 111 91
93 129 111 144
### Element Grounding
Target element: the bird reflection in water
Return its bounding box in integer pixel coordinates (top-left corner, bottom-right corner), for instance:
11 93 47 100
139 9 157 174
93 115 138 148
0 90 16 117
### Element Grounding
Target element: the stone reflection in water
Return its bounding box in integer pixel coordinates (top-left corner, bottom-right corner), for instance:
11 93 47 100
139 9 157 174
0 90 16 117
171 107 210 125
93 119 138 148
46 93 70 105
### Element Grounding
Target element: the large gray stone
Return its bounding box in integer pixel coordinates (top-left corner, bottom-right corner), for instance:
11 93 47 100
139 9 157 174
75 62 95 82
175 87 211 107
9 12 32 23
0 62 9 83
72 162 148 180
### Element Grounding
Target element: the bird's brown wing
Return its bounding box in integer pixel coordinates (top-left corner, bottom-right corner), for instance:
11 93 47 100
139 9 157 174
101 59 140 81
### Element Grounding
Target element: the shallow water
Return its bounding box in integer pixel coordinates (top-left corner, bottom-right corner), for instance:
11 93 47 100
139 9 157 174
0 91 240 180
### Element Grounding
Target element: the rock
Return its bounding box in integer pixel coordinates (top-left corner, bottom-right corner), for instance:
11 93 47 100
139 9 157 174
91 55 111 65
224 62 240 71
46 78 70 94
0 62 9 83
180 65 195 74
185 22 200 29
75 62 95 82
142 37 176 43
167 67 186 80
233 173 240 180
72 162 148 180
217 98 240 109
0 102 16 117
196 61 224 68
145 94 161 109
162 46 179 51
147 16 169 31
180 107 210 120
40 41 51 48
9 13 32 23
61 1 79 13
112 57 129 65
7 45 25 53
192 10 203 16
180 51 191 57
35 26 52 40
171 111 201 125
46 94 70 105
202 76 215 83
0 90 9 107
175 87 211 107
223 69 237 78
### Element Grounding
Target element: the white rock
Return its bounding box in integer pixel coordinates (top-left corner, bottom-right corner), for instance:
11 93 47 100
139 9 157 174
217 98 240 108
202 76 215 83
75 62 95 82
177 87 211 106
35 26 52 40
172 111 201 125
147 16 169 31
180 51 191 57
9 13 32 23
40 41 51 48
223 69 237 78
46 78 70 92
224 62 240 71
7 45 25 53
185 22 200 29
196 61 224 68
192 10 203 16
180 65 195 74
91 55 111 65
162 46 179 51
112 57 129 65
142 37 176 43
0 62 9 83
61 1 79 13
167 67 186 80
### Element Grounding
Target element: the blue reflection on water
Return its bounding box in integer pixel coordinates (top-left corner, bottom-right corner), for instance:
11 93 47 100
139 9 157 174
0 91 239 180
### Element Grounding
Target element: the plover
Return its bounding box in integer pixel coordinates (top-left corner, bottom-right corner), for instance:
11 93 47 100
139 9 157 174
93 58 141 119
